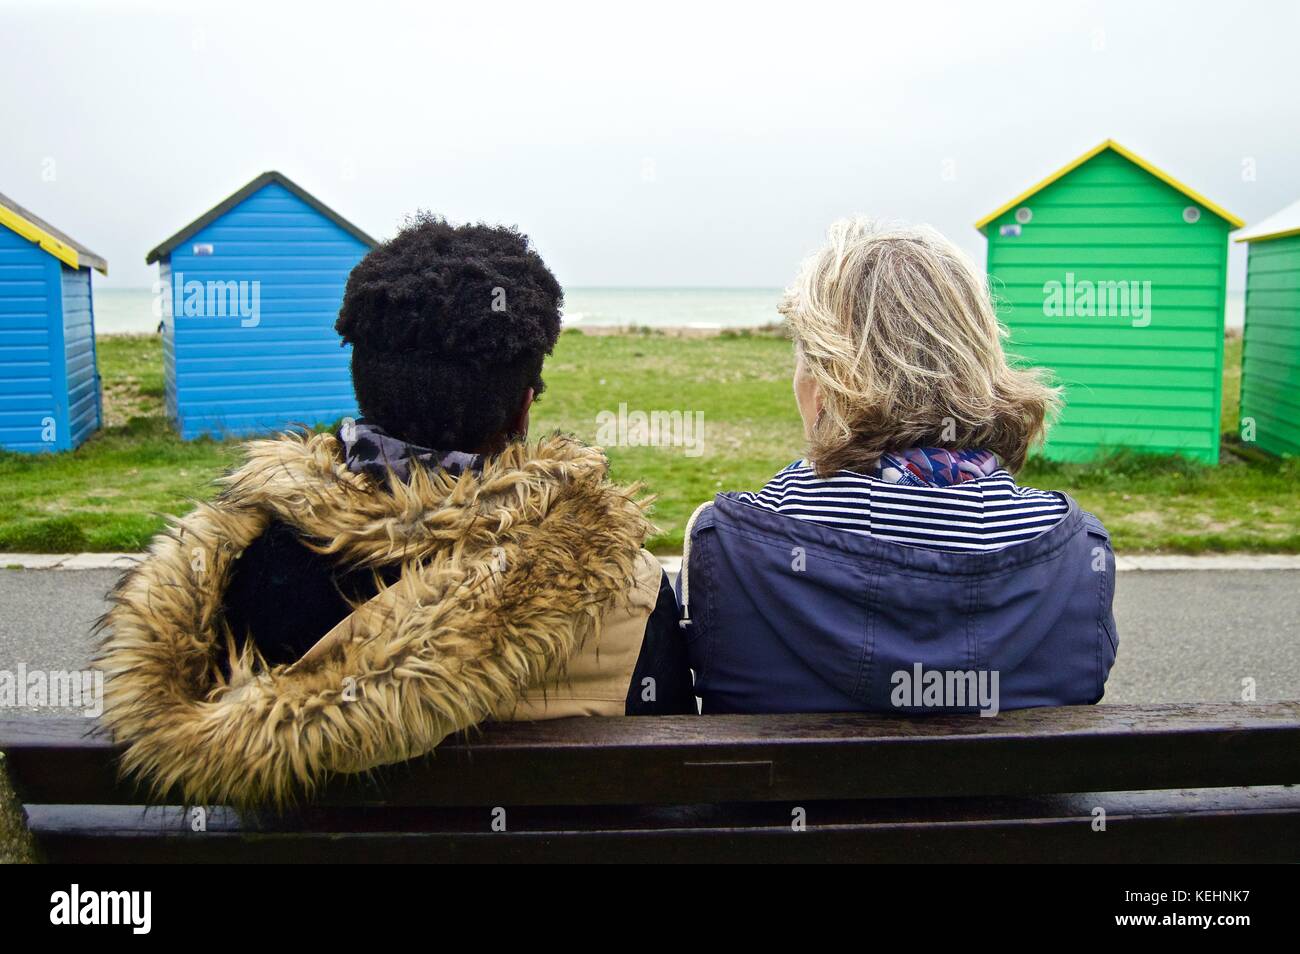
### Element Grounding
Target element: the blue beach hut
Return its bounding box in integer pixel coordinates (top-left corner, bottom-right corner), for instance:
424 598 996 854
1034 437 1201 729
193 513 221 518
145 171 376 440
0 192 107 453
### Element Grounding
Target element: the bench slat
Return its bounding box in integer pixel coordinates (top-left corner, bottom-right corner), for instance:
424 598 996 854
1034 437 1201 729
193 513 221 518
24 787 1300 863
3 703 1299 807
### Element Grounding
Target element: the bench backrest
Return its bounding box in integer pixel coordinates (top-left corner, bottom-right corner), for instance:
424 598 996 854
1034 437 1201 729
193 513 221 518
4 703 1299 862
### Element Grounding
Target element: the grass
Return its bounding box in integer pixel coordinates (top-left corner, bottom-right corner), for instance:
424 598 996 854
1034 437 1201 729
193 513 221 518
0 754 37 863
0 335 241 551
0 330 1296 555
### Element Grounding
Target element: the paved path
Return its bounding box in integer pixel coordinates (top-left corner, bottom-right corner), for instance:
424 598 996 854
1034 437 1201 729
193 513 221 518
1 565 1297 710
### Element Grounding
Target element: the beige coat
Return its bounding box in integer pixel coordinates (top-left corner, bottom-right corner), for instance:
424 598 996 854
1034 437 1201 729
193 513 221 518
96 432 657 808
499 549 661 721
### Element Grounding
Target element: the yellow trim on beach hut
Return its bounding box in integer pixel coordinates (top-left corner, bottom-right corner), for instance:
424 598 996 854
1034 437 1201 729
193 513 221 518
975 139 1244 233
0 203 84 271
0 195 109 275
1234 199 1300 244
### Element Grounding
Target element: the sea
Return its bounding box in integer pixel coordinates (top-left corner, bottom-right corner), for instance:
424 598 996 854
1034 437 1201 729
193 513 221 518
92 287 787 335
92 286 1246 336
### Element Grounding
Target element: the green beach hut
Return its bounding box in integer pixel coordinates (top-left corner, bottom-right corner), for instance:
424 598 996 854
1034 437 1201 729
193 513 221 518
1235 199 1300 457
977 139 1243 464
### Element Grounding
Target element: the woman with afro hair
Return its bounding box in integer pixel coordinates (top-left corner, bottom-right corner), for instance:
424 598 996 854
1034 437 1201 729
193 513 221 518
97 215 694 808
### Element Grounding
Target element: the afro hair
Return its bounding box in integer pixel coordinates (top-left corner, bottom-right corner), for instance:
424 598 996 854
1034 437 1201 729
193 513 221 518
335 214 563 452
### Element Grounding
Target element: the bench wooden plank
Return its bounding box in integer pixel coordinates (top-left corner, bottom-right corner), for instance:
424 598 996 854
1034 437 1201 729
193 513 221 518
24 787 1300 863
3 703 1299 807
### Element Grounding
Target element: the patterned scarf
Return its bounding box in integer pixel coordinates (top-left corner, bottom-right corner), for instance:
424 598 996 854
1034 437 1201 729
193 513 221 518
871 447 1000 488
337 420 483 483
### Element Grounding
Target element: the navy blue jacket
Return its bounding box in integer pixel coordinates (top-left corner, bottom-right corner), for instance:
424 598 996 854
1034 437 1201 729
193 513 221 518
676 493 1118 715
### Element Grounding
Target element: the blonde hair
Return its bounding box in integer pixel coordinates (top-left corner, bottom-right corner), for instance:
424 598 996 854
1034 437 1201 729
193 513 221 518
781 218 1059 476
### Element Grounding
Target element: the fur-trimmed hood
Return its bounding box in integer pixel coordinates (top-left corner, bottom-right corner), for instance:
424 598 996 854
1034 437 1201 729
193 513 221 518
96 431 653 807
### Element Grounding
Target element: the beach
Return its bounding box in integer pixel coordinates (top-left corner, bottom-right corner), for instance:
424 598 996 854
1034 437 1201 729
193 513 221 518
92 286 790 336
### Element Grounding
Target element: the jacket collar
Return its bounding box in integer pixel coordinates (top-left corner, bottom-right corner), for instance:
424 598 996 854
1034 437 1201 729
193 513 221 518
338 419 483 484
715 490 1084 576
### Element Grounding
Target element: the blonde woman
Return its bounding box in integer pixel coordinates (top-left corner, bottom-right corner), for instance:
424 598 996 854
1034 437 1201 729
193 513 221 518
677 219 1118 715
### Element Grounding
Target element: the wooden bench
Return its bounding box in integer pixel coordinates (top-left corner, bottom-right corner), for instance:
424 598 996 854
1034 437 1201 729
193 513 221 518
3 702 1299 862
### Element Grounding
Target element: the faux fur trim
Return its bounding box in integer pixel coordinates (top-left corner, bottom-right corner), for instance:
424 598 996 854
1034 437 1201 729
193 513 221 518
95 431 653 808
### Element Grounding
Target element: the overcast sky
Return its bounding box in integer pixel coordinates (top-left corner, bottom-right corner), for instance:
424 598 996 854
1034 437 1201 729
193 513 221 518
3 0 1297 289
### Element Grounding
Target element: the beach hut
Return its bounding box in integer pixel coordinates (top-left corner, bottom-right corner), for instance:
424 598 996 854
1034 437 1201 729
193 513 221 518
1235 199 1300 457
0 192 107 453
146 171 376 440
977 139 1243 464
